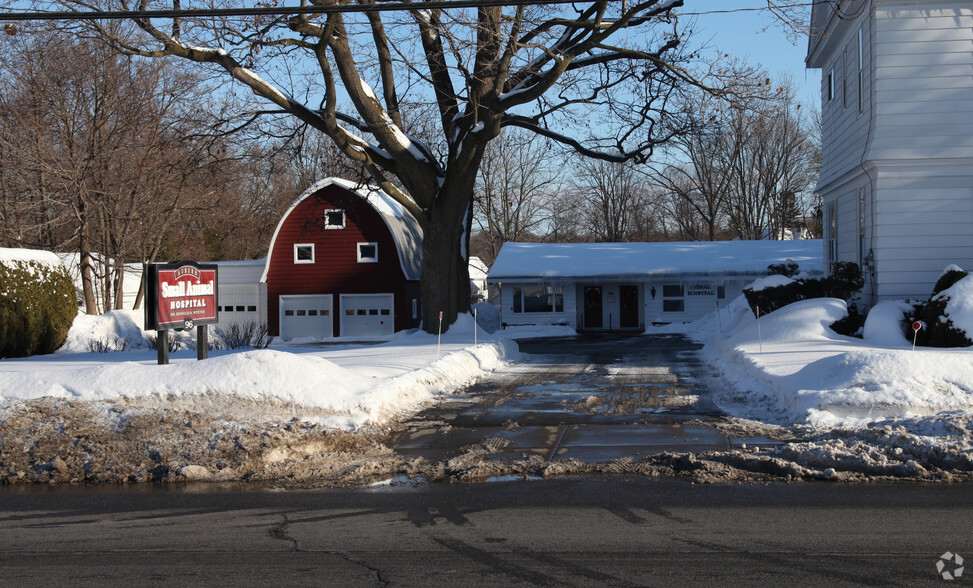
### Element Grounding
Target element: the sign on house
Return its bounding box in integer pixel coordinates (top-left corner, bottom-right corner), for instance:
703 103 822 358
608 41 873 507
144 261 219 331
686 283 715 297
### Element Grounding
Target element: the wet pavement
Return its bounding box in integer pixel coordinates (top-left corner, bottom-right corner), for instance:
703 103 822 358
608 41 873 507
391 334 767 463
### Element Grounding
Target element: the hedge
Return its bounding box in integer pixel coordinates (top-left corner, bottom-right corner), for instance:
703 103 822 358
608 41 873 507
0 258 77 358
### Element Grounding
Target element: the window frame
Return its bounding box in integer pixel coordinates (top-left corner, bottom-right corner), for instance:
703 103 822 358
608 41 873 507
511 285 564 314
293 243 315 264
357 242 379 263
324 209 346 230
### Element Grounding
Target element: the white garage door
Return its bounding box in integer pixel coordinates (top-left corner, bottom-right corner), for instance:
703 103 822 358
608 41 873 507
340 294 394 337
218 285 259 327
280 295 333 340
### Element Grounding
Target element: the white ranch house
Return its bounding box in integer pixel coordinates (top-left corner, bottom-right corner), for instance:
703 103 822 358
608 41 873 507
487 240 823 331
807 0 973 303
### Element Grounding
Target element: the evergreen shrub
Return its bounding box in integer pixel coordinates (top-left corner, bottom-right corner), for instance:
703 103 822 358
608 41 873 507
743 261 865 319
908 269 973 348
0 258 77 358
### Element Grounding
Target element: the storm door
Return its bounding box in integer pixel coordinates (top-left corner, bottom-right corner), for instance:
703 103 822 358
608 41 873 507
583 286 603 329
619 285 639 328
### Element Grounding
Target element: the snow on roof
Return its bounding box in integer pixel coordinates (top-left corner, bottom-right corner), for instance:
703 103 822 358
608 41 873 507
260 178 423 282
488 240 824 281
1 247 64 269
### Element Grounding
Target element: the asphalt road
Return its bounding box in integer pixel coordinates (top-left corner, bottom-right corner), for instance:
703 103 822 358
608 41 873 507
0 478 970 586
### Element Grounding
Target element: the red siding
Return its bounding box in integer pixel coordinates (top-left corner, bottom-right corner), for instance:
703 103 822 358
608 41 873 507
266 184 421 336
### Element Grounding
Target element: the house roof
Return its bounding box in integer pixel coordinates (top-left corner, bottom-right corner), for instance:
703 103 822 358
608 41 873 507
487 240 825 281
260 178 423 282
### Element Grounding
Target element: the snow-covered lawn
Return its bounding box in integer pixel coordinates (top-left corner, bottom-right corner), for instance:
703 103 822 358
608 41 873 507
1 311 519 430
3 278 973 484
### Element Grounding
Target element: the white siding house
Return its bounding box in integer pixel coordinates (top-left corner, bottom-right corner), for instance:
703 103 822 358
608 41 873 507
807 0 973 303
487 241 823 330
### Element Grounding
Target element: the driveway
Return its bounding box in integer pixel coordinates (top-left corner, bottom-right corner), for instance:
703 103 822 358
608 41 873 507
390 334 762 468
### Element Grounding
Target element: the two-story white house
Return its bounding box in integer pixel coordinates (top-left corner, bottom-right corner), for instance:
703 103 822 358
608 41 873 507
806 0 973 303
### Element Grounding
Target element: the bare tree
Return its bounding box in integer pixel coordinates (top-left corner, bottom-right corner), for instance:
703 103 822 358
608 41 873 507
27 0 750 330
474 129 561 263
0 31 233 312
572 158 656 242
648 76 819 241
726 82 819 240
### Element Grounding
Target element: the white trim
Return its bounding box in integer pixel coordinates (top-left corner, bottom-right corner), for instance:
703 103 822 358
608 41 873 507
324 209 346 230
357 242 378 263
293 243 315 264
259 177 422 283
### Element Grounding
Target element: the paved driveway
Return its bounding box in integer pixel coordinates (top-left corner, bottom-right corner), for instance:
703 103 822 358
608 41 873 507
391 334 758 466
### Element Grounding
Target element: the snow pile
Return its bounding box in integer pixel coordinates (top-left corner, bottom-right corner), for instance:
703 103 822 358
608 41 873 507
0 310 518 430
697 292 973 427
939 273 973 336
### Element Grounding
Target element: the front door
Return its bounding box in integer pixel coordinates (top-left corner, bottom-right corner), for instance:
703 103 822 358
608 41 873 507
620 285 639 328
583 286 603 329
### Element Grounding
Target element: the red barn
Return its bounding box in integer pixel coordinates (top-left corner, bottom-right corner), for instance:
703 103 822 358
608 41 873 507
260 178 423 339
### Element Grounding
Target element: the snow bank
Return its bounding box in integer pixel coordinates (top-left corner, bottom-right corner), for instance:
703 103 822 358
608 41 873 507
700 294 973 427
0 247 63 268
0 310 519 430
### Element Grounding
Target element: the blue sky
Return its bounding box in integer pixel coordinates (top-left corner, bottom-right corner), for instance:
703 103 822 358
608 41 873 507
681 0 821 110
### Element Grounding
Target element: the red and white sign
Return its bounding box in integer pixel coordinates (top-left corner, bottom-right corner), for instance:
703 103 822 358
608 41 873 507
913 321 923 332
145 261 219 330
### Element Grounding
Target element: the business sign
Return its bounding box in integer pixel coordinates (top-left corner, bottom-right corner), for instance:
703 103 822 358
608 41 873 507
686 283 715 297
144 261 219 331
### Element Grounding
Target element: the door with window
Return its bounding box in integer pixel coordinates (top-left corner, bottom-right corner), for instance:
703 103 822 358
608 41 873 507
619 285 639 328
583 286 603 329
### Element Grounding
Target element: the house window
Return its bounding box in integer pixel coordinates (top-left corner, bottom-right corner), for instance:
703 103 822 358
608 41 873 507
324 209 345 229
511 286 564 313
828 201 838 269
859 187 867 268
857 27 864 113
842 48 849 109
412 299 418 320
294 243 315 264
357 242 378 263
827 68 835 102
663 284 684 313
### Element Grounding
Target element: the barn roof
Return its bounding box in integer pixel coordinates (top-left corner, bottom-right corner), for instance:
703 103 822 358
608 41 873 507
488 240 824 281
260 178 423 282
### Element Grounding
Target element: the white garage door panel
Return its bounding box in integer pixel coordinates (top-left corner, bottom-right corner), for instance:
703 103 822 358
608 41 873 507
340 294 394 337
218 285 260 327
280 295 333 340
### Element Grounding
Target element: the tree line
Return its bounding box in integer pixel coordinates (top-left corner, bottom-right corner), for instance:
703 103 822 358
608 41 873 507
1 2 818 321
472 76 821 265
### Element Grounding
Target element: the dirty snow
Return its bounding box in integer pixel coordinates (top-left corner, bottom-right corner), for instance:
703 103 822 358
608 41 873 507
4 268 973 485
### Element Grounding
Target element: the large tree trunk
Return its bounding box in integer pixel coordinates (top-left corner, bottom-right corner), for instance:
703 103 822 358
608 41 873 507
419 168 478 333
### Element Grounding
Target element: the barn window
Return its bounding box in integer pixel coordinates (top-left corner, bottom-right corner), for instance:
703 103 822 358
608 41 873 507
294 243 315 264
357 242 378 263
325 209 345 229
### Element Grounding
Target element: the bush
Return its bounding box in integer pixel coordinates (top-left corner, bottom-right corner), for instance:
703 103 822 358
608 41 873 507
743 261 865 319
908 269 973 348
0 256 77 358
214 322 272 349
145 331 180 352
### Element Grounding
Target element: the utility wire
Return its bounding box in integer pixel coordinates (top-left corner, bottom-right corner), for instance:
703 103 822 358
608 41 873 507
0 1 819 22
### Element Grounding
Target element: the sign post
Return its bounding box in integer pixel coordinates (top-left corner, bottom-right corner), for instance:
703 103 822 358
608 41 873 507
144 260 219 365
912 321 923 351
